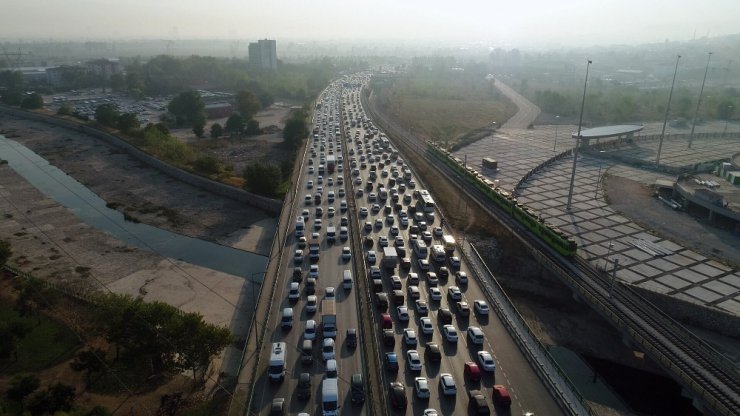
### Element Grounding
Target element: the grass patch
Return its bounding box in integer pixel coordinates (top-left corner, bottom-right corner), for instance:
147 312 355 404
0 305 80 372
373 70 516 147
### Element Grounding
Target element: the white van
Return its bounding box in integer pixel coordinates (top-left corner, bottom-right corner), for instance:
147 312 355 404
412 239 428 258
342 270 353 290
268 342 286 381
431 245 446 263
322 378 339 416
295 216 305 237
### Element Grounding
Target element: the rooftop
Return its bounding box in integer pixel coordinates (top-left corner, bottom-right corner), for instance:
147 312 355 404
574 124 644 139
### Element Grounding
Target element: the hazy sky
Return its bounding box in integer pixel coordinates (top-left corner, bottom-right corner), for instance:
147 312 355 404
2 0 739 47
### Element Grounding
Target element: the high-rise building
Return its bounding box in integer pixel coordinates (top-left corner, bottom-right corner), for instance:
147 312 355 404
248 39 277 70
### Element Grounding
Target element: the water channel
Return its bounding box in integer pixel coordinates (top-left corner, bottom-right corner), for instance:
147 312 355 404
0 135 268 280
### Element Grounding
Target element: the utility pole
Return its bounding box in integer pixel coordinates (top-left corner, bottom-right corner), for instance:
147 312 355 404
656 55 681 165
689 52 711 149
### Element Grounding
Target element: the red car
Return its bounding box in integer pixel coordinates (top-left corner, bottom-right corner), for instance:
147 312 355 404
380 313 393 329
492 385 512 407
464 361 481 382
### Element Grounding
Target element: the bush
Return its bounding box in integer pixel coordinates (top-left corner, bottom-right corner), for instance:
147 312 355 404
20 93 44 109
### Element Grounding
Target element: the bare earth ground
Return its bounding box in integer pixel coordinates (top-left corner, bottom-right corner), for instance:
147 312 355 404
0 108 288 411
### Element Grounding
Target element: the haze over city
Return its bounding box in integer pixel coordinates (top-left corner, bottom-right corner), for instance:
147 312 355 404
2 0 740 47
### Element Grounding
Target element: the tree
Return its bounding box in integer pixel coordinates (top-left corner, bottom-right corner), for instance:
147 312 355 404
117 113 140 134
27 382 76 415
0 320 31 361
20 93 44 109
283 111 308 150
70 348 106 386
210 123 223 138
0 239 11 267
167 90 205 126
225 113 246 135
57 103 74 116
245 119 261 136
7 373 40 405
243 162 282 197
235 90 261 120
192 113 206 138
95 104 120 127
174 312 232 383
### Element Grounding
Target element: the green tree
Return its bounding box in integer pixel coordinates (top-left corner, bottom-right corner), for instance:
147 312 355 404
0 239 11 267
243 162 282 197
235 90 261 120
117 113 140 134
0 70 24 105
70 348 106 386
109 73 126 91
245 119 261 136
7 373 40 405
174 312 232 383
20 93 44 109
95 104 120 127
57 103 75 116
0 320 32 361
27 382 76 415
283 111 308 150
225 113 246 135
167 90 205 126
192 113 206 138
210 122 223 138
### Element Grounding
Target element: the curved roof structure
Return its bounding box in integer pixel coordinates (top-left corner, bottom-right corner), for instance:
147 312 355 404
572 124 643 139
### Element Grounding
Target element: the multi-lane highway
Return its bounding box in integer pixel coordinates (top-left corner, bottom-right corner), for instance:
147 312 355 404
252 73 563 415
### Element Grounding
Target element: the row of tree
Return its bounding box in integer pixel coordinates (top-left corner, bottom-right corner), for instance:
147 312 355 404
165 88 263 138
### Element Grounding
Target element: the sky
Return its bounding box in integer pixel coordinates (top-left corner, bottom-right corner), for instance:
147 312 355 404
2 0 740 47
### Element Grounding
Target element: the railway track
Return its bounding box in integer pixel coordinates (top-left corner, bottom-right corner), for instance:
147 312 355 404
364 89 740 416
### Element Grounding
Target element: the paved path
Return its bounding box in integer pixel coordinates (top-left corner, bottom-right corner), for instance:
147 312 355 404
454 120 740 318
495 79 541 130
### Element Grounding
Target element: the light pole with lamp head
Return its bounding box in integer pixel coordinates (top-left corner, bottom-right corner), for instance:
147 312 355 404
656 54 681 165
566 59 592 211
688 52 711 149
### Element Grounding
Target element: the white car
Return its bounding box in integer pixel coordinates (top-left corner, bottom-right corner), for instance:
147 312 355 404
443 325 458 342
408 285 420 299
406 350 422 372
423 410 438 416
294 249 304 264
467 326 485 345
309 264 319 279
403 328 418 346
304 319 317 340
415 299 429 316
439 373 457 396
322 337 336 360
414 377 430 399
342 246 352 260
447 286 462 301
474 300 490 315
477 351 496 372
325 286 336 300
397 306 410 322
429 287 442 301
306 295 318 313
420 317 434 335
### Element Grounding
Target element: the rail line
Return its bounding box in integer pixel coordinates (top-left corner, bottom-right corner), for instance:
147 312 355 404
363 88 740 416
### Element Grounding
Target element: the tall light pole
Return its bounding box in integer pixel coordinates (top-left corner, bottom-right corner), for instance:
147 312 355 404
553 115 560 152
656 54 681 165
566 59 592 211
689 52 712 149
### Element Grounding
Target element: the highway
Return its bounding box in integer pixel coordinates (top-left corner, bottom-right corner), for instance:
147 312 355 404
252 73 563 416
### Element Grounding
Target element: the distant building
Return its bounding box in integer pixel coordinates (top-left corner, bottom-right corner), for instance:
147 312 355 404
85 58 122 81
204 102 233 119
248 39 277 70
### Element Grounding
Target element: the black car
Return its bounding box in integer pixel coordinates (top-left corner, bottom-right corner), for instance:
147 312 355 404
438 308 453 325
305 277 316 295
297 373 311 400
292 268 303 282
388 382 407 410
438 267 450 280
425 342 442 363
383 329 395 348
346 328 358 349
351 373 365 404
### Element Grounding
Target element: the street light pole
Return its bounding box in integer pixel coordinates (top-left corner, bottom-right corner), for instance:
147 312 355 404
656 54 681 165
689 52 712 149
553 115 560 152
566 59 592 211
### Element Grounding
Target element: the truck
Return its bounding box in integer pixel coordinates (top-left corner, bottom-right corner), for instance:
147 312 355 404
321 378 339 415
322 299 337 338
327 155 336 174
382 246 398 270
268 342 286 381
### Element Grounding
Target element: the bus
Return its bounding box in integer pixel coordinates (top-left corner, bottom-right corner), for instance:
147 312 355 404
416 189 436 213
